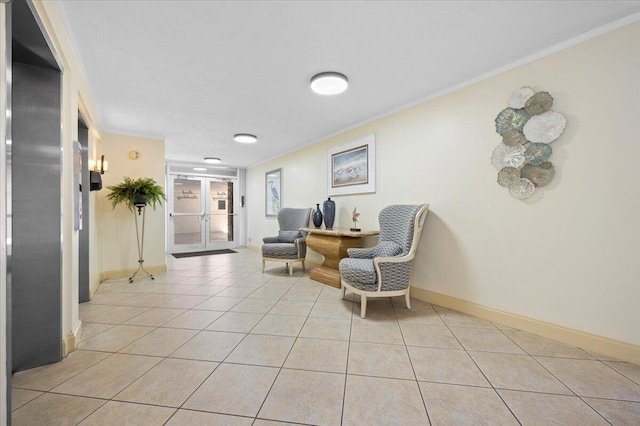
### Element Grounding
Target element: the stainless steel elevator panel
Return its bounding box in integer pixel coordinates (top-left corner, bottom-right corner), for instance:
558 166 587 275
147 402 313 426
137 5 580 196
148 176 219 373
79 123 90 303
11 61 62 371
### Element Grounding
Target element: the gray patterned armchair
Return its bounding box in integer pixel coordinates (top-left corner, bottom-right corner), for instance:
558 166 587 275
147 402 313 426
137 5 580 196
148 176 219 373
262 207 312 276
339 204 429 318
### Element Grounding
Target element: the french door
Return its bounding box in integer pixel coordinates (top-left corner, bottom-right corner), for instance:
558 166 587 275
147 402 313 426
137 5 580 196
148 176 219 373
168 175 238 253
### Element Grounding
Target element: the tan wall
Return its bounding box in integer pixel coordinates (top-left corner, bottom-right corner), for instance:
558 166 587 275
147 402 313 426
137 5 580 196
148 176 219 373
248 22 640 348
30 0 104 351
100 133 166 275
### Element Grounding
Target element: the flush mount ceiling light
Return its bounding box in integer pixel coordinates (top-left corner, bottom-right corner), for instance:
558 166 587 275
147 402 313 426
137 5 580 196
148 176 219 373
204 157 222 164
310 71 349 95
193 167 207 171
234 133 257 144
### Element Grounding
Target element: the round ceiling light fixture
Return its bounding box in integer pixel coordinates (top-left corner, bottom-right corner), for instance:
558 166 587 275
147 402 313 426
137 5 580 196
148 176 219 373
193 167 207 171
234 133 257 144
310 71 349 95
204 157 222 164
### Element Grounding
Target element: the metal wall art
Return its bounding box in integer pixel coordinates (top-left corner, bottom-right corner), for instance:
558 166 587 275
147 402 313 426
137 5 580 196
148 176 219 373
492 87 566 200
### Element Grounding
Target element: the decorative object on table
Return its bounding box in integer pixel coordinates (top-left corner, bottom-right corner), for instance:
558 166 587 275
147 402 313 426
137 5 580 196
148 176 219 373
106 177 166 282
261 207 312 276
492 87 567 200
265 168 281 217
312 203 323 228
323 197 336 229
350 206 361 232
327 134 376 196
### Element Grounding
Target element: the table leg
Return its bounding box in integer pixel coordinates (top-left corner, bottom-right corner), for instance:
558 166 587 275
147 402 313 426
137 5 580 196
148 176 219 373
306 233 362 288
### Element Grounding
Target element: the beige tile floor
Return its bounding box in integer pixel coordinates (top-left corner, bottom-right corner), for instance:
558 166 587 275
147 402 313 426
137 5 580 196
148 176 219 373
11 249 640 425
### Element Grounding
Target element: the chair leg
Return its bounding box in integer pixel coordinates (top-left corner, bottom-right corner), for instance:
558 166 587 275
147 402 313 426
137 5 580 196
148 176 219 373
288 263 293 276
405 292 411 310
360 295 367 319
340 285 346 300
262 259 265 273
302 260 306 271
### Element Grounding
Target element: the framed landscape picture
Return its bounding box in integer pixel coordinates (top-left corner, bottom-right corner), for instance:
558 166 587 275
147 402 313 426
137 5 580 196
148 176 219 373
265 168 281 217
327 134 376 196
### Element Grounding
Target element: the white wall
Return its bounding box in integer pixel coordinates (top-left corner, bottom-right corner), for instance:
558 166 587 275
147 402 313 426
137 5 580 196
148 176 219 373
248 21 640 347
100 133 166 274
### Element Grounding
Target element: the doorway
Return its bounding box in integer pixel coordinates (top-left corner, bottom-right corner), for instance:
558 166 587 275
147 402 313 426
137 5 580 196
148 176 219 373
169 176 239 253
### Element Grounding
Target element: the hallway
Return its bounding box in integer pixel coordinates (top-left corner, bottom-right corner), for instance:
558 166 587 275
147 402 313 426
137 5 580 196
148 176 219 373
10 249 640 425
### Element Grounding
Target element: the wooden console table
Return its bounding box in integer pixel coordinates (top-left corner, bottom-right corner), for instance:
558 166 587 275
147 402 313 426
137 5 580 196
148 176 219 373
300 227 379 288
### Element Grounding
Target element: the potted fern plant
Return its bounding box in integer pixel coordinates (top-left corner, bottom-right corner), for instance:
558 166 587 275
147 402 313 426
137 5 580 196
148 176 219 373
106 177 165 213
106 177 166 283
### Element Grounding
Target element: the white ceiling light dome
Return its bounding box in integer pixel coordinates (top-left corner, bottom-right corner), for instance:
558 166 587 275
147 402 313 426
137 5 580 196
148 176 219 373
234 133 258 143
193 167 207 171
310 71 349 95
204 157 222 164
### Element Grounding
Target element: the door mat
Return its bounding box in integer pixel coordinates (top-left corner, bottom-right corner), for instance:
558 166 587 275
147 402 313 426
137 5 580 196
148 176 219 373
172 249 237 258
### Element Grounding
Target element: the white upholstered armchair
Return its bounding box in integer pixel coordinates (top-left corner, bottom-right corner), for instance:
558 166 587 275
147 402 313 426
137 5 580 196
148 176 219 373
339 204 429 318
262 207 312 276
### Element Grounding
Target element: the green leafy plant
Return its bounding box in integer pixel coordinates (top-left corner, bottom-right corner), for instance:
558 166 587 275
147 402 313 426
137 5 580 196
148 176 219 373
106 177 166 212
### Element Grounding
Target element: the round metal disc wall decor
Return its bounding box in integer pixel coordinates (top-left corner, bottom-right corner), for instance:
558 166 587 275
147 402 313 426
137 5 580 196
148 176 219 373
524 143 552 165
509 178 535 199
509 86 534 109
525 91 553 115
492 87 567 200
497 167 520 187
502 130 527 147
495 107 529 135
521 162 555 187
523 111 567 144
491 143 526 170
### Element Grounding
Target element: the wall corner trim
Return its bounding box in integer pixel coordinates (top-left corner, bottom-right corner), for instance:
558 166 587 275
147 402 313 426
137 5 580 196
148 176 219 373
61 321 82 358
410 287 640 365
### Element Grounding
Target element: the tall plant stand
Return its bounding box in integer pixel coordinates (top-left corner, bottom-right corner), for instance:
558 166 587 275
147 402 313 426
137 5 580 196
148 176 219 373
129 204 155 283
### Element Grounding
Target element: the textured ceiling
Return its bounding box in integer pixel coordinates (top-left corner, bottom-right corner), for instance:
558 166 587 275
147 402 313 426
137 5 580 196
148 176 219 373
58 1 640 168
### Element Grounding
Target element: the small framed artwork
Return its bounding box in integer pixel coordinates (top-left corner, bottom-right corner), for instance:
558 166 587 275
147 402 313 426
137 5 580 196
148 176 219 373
265 168 282 217
328 134 376 196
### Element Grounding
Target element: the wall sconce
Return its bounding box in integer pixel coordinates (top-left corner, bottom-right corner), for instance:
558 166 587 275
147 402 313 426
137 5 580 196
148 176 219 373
88 155 108 174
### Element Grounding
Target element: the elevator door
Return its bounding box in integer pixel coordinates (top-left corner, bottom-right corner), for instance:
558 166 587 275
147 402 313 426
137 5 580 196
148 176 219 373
169 176 238 253
12 61 62 371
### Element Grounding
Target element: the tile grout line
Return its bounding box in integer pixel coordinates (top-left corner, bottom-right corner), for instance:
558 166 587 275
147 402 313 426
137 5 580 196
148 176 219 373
251 276 328 424
393 299 433 426
339 289 356 426
434 307 524 426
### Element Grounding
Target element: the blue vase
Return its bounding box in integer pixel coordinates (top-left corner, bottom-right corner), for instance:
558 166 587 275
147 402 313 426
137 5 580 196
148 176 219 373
323 198 335 229
312 204 323 228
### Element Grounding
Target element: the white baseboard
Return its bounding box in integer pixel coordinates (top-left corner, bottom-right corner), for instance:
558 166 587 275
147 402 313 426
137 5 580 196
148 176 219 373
100 264 167 281
62 321 82 358
410 287 640 365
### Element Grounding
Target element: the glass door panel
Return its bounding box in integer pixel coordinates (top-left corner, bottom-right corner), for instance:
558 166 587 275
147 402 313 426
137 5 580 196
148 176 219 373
170 177 205 252
207 180 237 249
169 176 239 253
